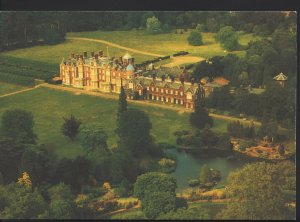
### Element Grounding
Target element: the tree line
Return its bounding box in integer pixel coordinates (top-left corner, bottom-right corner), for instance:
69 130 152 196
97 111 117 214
0 11 296 51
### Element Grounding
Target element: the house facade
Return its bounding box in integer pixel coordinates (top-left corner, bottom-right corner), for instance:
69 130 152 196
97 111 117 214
60 51 203 109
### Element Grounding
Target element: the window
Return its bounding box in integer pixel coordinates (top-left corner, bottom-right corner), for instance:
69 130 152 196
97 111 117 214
175 91 178 95
147 87 149 90
156 88 159 92
171 90 173 94
161 89 163 93
180 92 183 96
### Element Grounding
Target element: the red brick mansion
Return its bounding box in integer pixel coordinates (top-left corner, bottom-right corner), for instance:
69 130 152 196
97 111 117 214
60 51 208 109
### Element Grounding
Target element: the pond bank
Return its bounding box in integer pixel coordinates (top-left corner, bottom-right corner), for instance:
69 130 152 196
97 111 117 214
165 148 245 191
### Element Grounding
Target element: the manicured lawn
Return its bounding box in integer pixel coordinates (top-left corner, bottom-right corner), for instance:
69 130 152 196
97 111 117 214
0 30 258 68
0 39 154 66
0 82 28 96
67 29 257 58
0 86 228 159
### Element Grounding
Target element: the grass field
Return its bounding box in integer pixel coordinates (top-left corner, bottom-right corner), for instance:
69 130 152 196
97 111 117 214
67 29 258 58
0 82 28 96
0 39 154 66
0 29 259 69
0 86 228 159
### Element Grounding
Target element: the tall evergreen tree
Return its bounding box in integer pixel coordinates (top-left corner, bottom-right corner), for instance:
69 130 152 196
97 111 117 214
189 85 213 129
117 85 128 120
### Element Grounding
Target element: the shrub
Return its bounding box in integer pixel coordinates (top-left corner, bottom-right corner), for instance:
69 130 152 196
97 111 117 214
188 179 200 187
187 31 203 46
43 28 65 45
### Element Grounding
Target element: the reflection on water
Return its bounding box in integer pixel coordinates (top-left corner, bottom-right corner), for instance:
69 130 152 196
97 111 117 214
166 149 245 191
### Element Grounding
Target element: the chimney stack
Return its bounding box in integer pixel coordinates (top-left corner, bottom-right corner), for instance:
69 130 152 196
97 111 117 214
83 51 87 58
71 53 75 59
95 54 98 59
99 51 103 57
91 51 94 57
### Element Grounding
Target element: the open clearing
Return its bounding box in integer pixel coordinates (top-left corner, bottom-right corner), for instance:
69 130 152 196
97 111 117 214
0 86 229 159
163 55 205 68
0 82 28 96
0 30 258 69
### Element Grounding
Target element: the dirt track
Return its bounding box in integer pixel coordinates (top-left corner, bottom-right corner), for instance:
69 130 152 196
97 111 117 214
67 37 205 68
67 37 165 57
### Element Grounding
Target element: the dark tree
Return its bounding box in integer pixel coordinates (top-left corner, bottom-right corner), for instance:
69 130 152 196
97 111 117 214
190 86 213 129
48 183 76 219
1 109 36 144
118 86 128 116
19 145 57 186
0 137 25 184
134 172 177 219
215 26 239 51
43 28 65 45
187 31 203 46
55 156 91 193
118 109 157 156
61 115 81 141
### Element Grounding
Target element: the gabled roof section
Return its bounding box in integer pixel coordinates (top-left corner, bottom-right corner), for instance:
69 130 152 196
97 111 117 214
273 72 288 81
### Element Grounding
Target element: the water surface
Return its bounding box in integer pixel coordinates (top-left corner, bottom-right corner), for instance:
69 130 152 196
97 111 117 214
166 149 245 191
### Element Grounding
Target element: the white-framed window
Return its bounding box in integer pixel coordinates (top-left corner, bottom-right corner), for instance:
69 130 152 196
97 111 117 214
156 88 159 92
161 89 163 93
180 92 183 96
175 91 178 95
152 87 154 91
171 90 173 94
147 87 149 90
187 92 192 100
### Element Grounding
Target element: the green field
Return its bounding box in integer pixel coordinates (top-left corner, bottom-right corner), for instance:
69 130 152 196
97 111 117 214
67 29 258 58
0 82 28 96
0 29 259 69
0 39 154 66
0 86 228 159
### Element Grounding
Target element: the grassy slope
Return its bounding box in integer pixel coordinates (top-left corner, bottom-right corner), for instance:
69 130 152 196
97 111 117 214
0 82 27 96
0 39 154 65
0 87 228 159
0 30 259 67
67 29 258 58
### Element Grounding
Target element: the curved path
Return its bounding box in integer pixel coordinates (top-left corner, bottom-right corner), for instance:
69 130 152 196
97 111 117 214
0 83 47 98
67 37 205 68
67 37 165 57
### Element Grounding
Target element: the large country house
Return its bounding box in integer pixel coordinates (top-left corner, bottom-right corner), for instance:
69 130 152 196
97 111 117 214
60 51 207 109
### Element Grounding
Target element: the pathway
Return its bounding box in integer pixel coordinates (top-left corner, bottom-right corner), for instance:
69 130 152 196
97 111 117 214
0 83 47 98
66 37 165 57
67 37 205 68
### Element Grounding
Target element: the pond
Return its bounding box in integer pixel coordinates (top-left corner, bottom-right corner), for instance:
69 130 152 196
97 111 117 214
165 149 246 191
